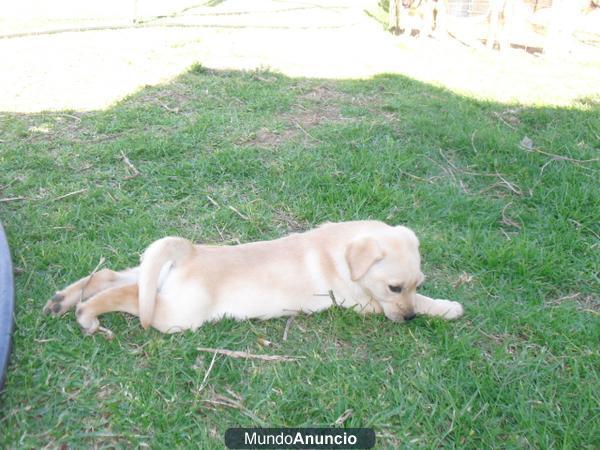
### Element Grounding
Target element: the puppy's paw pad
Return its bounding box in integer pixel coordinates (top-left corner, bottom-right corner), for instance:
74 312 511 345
43 293 66 315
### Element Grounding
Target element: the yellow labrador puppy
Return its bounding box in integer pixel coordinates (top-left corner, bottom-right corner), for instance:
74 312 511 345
44 221 463 334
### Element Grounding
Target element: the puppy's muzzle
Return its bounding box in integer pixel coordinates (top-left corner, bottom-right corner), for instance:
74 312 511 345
404 312 416 321
384 309 416 322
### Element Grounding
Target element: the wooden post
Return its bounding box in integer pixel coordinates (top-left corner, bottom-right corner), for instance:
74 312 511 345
133 0 139 24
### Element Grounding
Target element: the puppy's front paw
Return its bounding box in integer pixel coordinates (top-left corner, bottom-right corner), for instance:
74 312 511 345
440 300 464 320
43 293 69 316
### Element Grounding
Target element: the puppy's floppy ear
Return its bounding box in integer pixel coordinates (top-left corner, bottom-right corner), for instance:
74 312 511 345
346 237 384 281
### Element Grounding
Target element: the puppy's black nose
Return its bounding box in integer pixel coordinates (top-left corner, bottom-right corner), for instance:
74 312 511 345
404 312 416 321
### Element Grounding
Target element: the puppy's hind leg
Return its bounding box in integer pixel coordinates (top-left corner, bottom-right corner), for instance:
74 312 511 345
75 284 139 335
44 267 138 316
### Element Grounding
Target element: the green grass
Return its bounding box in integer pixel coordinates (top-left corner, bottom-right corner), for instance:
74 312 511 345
0 65 599 448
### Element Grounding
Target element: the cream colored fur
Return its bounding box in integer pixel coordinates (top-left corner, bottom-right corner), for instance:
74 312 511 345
44 221 464 335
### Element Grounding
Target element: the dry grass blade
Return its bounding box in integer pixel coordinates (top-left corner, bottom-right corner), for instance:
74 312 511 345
120 151 141 180
206 194 220 207
328 289 339 306
197 352 218 394
400 170 434 184
294 121 322 142
197 347 304 362
228 205 249 220
470 130 479 153
201 391 266 425
283 316 294 341
520 136 599 165
501 202 521 229
51 188 88 202
494 112 516 130
496 174 522 195
453 272 474 288
568 218 600 241
0 196 27 203
159 102 179 113
80 256 106 303
97 326 114 340
58 113 82 122
545 293 580 306
333 409 353 426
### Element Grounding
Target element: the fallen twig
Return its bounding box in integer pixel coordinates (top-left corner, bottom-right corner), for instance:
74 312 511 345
120 151 140 180
197 347 304 362
0 196 26 203
438 148 459 171
80 256 106 303
520 137 599 166
545 293 580 306
52 188 88 202
528 146 599 164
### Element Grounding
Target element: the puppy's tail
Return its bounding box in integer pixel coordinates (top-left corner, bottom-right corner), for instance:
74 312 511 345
138 236 195 329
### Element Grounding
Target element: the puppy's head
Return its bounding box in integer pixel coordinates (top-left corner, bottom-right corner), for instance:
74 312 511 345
345 225 424 322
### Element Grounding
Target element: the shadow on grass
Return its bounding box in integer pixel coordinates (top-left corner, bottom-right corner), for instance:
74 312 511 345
0 65 598 448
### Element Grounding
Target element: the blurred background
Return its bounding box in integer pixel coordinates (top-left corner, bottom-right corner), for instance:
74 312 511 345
1 0 599 112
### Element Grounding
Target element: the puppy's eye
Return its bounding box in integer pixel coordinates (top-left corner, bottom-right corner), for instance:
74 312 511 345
389 285 403 293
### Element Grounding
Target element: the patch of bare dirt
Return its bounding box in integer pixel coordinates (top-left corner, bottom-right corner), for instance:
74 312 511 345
246 127 297 147
545 293 600 313
135 82 195 114
272 208 308 233
246 85 361 148
299 85 344 103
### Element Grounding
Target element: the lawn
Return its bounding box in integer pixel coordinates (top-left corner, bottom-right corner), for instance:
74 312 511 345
0 64 598 448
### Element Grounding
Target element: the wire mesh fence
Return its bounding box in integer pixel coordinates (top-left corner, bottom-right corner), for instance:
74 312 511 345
2 1 598 52
446 0 554 17
387 0 599 52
